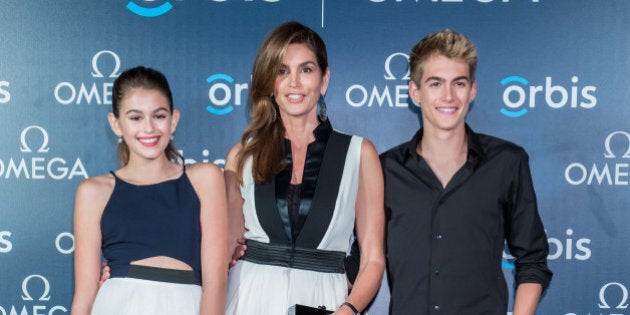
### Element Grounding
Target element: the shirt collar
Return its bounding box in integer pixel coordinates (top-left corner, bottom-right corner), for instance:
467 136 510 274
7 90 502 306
283 118 333 146
312 118 333 143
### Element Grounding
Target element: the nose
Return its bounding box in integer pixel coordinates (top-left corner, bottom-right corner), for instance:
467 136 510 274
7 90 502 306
289 72 300 87
443 85 454 102
143 118 156 133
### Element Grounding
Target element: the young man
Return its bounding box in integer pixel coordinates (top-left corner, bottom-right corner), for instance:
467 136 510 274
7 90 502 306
381 29 552 314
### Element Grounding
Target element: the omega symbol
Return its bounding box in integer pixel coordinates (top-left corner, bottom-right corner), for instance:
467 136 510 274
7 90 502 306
91 50 122 79
20 125 50 153
21 275 51 301
383 53 410 81
603 131 630 159
598 282 629 309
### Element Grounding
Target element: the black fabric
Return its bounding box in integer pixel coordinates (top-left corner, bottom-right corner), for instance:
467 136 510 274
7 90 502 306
381 124 552 314
242 239 345 274
296 129 351 248
101 168 202 284
126 264 199 285
255 119 352 249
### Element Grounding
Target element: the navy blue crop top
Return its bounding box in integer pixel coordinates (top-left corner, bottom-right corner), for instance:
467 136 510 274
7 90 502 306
100 170 202 283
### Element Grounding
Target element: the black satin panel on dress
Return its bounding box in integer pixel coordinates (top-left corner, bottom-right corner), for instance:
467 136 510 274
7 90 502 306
274 121 330 243
254 119 352 248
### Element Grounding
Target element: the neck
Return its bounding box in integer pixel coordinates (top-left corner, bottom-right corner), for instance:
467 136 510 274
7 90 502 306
122 156 180 184
282 115 319 146
418 124 467 159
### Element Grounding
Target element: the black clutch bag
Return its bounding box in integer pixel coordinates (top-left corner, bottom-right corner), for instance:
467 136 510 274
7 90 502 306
287 304 334 315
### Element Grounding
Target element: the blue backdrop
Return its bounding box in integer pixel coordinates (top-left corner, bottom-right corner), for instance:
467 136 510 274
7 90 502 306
1 1 628 314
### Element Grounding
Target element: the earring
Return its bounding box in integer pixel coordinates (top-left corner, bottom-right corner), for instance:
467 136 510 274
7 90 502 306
117 137 122 144
317 94 327 122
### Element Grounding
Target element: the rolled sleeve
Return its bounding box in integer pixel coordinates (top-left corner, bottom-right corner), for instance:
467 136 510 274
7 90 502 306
507 150 553 289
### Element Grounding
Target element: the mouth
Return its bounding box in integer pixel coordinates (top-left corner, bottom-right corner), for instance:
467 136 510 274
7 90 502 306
137 136 160 147
436 106 458 114
286 93 305 102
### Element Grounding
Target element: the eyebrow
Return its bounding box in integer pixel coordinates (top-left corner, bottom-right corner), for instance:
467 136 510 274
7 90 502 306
124 107 169 115
280 61 318 68
424 75 471 83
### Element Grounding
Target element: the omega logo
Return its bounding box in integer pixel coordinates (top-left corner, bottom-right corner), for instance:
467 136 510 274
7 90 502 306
345 52 411 109
598 282 629 310
565 131 630 186
383 52 410 81
603 131 630 159
90 50 122 79
54 50 120 105
20 126 49 154
0 125 88 180
21 275 51 302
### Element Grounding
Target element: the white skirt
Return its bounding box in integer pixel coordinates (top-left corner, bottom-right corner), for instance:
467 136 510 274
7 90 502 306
91 277 201 315
226 260 347 315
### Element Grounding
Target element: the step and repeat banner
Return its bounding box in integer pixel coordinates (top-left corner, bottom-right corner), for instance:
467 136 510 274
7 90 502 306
1 1 628 314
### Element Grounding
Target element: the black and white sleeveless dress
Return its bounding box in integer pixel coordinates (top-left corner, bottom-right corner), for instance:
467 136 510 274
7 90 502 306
226 123 363 315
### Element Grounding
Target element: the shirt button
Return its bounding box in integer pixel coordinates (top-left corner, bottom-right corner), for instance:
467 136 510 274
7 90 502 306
434 269 439 275
436 234 443 240
433 305 440 311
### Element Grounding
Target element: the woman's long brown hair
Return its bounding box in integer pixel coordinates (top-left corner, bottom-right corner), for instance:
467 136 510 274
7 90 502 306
236 21 328 184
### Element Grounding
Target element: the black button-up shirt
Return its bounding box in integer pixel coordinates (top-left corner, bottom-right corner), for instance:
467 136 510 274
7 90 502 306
383 125 552 314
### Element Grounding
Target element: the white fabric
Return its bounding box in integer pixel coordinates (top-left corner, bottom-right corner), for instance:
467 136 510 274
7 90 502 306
91 278 201 315
226 135 363 315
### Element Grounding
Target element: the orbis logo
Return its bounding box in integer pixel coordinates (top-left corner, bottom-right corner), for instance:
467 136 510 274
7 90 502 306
502 228 591 268
0 231 12 253
565 131 630 186
500 75 597 118
1 230 74 255
126 1 174 17
126 1 282 17
55 232 74 255
180 149 226 169
546 228 591 261
345 52 411 109
54 50 121 106
0 80 9 104
205 73 248 115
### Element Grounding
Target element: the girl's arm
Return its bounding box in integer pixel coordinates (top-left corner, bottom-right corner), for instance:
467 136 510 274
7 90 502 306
71 176 110 315
189 162 229 315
